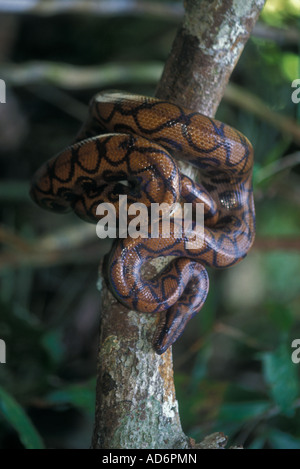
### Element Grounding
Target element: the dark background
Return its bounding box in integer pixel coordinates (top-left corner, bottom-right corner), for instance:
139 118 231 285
0 0 300 449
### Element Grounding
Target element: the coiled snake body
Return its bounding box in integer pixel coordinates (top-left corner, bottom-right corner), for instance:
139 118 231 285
30 91 255 354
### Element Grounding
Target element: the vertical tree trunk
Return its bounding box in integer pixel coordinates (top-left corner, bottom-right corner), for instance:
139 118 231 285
92 0 266 450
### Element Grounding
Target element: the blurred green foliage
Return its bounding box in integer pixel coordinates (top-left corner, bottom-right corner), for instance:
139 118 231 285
0 0 299 449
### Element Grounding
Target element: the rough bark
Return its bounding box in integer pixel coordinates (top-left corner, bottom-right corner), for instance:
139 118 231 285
156 0 266 115
92 0 266 450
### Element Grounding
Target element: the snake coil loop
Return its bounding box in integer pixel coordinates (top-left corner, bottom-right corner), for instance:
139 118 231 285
30 91 255 354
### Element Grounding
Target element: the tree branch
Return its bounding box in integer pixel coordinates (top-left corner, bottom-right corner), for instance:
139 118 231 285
0 0 184 18
92 0 266 450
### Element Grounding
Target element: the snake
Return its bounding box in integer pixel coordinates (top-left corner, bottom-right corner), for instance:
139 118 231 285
30 90 255 354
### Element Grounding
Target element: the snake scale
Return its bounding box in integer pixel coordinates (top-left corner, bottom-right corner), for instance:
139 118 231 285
30 91 255 354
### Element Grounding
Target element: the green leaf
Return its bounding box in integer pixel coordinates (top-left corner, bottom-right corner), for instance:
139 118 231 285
261 341 300 416
218 401 271 423
268 429 300 450
248 437 267 449
281 53 300 82
41 329 64 364
46 379 96 414
264 252 300 302
265 301 294 332
0 386 45 449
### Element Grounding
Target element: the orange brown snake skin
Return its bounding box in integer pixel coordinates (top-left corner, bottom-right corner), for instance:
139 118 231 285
30 91 255 354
